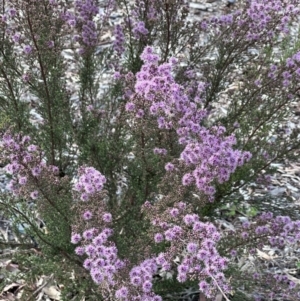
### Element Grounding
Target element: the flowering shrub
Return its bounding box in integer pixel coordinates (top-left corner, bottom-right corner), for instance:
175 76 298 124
0 0 300 300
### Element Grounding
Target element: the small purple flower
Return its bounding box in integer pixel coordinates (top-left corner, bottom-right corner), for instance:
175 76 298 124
230 249 237 257
177 202 186 210
178 264 188 274
169 57 178 65
254 79 261 87
136 109 144 118
183 214 194 225
68 19 76 26
242 221 250 229
30 190 39 199
51 166 59 174
12 33 20 43
75 246 85 256
83 229 94 240
22 73 30 82
80 193 89 201
71 233 81 244
85 245 96 256
102 213 112 223
93 258 105 268
187 242 198 253
6 163 19 174
125 102 135 112
199 280 209 292
47 40 54 48
154 233 164 243
83 258 92 270
115 286 128 299
142 280 152 293
197 249 209 261
9 8 17 17
27 144 37 152
131 276 142 286
177 273 187 282
255 226 264 235
23 45 32 54
102 228 113 237
164 229 175 241
193 221 205 232
114 72 121 80
31 166 41 177
282 79 290 87
153 148 167 155
165 162 174 171
83 210 93 220
289 281 296 289
84 184 95 194
91 268 103 284
169 208 179 217
182 173 193 186
18 176 27 185
241 232 249 239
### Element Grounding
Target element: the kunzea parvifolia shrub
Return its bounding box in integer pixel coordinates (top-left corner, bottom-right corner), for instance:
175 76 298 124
0 0 300 300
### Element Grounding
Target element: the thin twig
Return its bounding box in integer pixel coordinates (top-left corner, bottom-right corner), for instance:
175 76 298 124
209 273 231 301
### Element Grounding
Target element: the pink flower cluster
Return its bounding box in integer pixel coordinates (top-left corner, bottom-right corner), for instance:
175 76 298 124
113 24 125 55
267 51 300 87
73 166 106 201
148 201 230 299
72 225 125 285
1 132 59 199
125 46 251 200
244 0 299 38
72 168 125 285
112 0 159 55
203 0 299 43
115 258 162 301
132 21 148 39
62 0 99 48
256 212 300 247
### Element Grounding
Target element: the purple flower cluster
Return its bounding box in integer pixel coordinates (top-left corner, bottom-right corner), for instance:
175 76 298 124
255 212 300 247
180 130 251 198
113 24 125 55
73 166 106 201
62 0 99 48
114 259 162 301
201 0 299 47
112 0 158 57
231 212 300 254
267 51 300 87
224 212 300 299
1 132 59 198
73 204 163 300
72 226 125 285
148 202 229 299
132 21 148 39
125 46 251 199
244 0 299 38
71 167 127 288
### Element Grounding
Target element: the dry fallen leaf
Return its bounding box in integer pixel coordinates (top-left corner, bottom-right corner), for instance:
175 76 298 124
1 283 20 294
42 285 61 300
5 261 20 274
256 249 278 261
0 292 16 301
